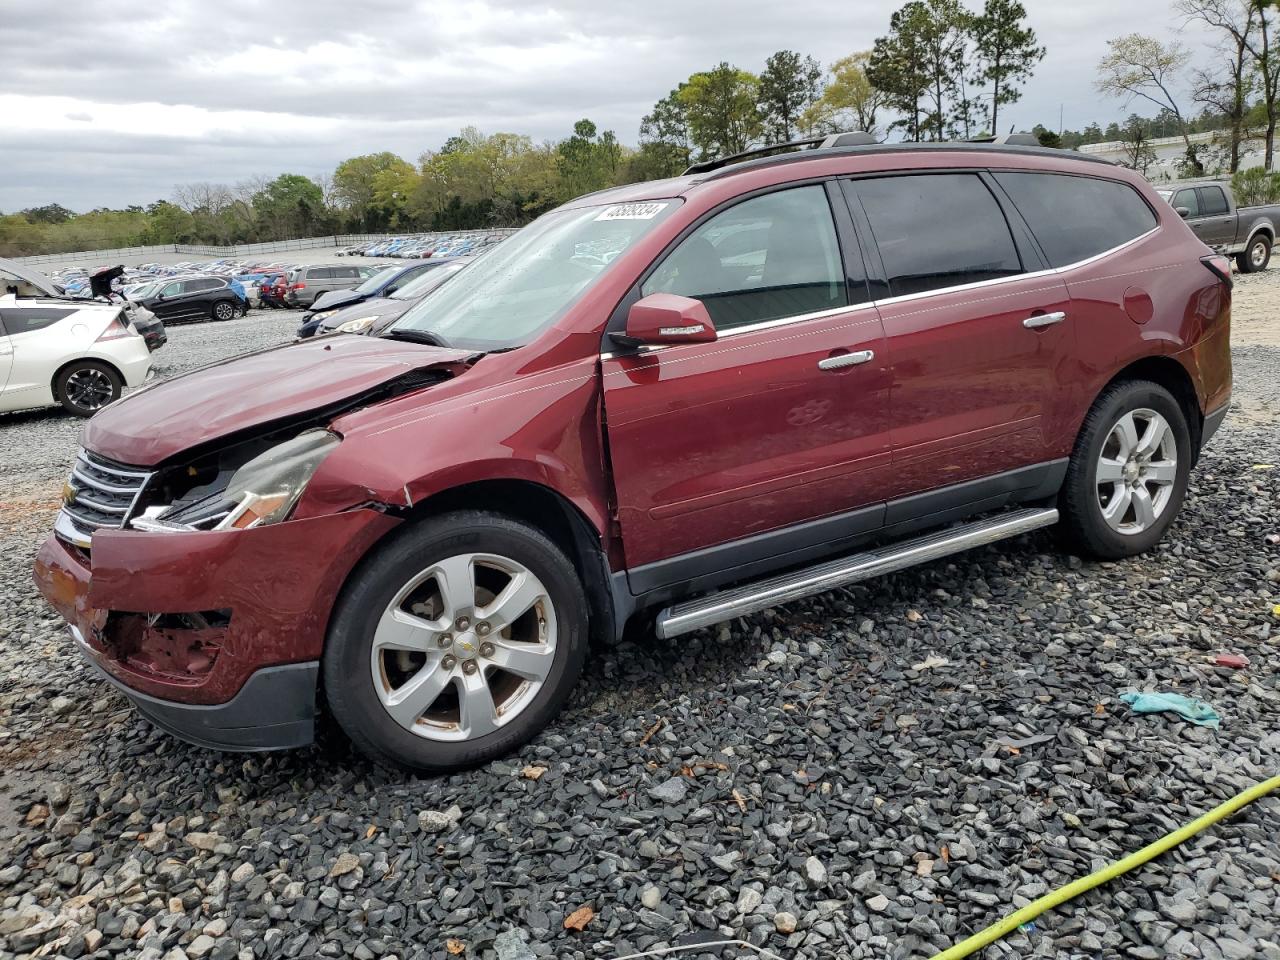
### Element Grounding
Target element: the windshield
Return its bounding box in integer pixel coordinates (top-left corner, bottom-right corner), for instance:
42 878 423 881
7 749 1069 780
389 261 468 300
391 200 681 350
355 266 400 294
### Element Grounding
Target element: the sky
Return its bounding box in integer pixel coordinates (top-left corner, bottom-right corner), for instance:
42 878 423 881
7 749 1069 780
0 0 1211 213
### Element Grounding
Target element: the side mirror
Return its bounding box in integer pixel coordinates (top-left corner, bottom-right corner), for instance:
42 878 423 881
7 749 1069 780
613 293 717 348
1175 206 1191 218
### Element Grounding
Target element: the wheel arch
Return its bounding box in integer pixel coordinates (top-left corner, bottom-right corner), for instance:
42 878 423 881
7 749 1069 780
49 355 125 401
1248 223 1275 246
389 478 624 645
1092 355 1204 462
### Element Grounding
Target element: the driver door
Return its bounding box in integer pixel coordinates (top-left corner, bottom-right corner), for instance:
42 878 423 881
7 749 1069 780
601 183 892 593
151 280 187 321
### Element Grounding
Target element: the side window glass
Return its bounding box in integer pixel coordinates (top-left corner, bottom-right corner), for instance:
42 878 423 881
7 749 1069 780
993 172 1160 268
854 173 1022 297
1174 189 1201 218
162 281 182 297
1199 187 1228 216
641 185 848 331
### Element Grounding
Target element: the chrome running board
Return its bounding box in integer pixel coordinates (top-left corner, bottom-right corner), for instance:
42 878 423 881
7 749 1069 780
654 507 1059 639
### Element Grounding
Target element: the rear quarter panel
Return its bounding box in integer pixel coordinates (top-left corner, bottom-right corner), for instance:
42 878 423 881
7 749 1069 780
1059 185 1230 440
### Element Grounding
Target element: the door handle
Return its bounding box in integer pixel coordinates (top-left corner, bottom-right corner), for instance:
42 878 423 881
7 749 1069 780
818 350 874 371
1023 311 1066 330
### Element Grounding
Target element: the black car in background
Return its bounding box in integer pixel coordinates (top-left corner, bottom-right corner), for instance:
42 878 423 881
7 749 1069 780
134 276 244 323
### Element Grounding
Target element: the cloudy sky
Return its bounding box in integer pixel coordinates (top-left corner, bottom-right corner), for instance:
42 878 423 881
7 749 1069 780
2 0 1207 212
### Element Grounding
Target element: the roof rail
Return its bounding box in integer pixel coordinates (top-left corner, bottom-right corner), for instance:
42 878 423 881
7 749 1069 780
967 132 1043 146
683 131 878 176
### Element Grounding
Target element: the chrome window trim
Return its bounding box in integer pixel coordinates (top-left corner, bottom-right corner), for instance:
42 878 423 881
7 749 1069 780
597 220 1160 360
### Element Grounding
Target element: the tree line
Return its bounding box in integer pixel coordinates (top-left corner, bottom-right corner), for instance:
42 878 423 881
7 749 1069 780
4 0 1279 258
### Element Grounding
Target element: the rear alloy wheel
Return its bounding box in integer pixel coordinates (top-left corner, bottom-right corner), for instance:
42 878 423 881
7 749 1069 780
1237 235 1272 273
1058 380 1191 559
211 300 236 321
56 361 122 417
324 512 588 772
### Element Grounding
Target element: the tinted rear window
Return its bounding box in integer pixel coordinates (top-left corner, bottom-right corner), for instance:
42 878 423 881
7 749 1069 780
994 172 1158 268
852 173 1023 297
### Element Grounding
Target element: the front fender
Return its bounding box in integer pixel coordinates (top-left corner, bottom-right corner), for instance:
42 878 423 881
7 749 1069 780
295 356 611 537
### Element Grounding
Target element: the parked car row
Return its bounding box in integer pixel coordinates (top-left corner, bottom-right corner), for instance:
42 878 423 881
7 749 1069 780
296 259 471 337
339 232 509 259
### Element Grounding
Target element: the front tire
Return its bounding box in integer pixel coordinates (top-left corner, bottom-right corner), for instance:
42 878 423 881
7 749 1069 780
1058 380 1192 560
1237 234 1272 273
323 511 589 772
56 361 122 417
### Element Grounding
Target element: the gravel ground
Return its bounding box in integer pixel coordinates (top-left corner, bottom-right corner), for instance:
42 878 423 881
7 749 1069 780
1 280 1278 960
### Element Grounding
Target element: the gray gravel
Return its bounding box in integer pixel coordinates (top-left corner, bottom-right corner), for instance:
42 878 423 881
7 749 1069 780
1 286 1279 960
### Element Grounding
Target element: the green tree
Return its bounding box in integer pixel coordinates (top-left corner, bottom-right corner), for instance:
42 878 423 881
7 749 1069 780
21 203 75 225
1243 0 1280 169
142 200 196 243
1117 114 1158 173
333 152 411 230
678 63 763 159
557 119 623 199
802 52 887 137
868 2 932 140
969 0 1044 136
252 174 324 239
1096 34 1193 151
637 86 693 176
757 50 823 142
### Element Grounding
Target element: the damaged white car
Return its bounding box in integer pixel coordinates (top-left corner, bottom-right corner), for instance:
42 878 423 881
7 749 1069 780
1 259 156 417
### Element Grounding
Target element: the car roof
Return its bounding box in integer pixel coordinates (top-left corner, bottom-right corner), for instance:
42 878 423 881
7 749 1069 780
560 141 1122 212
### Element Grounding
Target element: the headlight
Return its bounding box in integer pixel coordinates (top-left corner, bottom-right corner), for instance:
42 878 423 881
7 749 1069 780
311 310 335 321
217 430 340 529
335 315 379 334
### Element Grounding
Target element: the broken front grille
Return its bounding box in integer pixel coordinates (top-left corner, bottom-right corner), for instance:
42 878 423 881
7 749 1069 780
59 449 153 544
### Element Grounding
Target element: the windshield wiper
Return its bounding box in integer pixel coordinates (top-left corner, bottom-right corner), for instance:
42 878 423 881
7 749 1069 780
381 328 451 348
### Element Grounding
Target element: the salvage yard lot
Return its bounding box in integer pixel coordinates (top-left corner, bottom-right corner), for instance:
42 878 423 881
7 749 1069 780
1 285 1278 959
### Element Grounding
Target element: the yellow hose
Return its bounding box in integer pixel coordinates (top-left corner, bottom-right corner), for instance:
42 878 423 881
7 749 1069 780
930 773 1280 960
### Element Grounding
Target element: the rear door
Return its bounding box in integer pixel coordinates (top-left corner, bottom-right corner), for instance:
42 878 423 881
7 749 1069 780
1195 185 1236 248
601 182 893 591
843 171 1073 509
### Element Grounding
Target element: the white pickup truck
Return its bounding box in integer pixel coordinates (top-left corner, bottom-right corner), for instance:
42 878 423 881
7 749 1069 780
1158 181 1280 272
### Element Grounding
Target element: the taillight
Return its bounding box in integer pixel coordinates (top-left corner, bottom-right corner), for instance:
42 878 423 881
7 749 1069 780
292 282 306 290
95 313 134 342
1201 254 1234 289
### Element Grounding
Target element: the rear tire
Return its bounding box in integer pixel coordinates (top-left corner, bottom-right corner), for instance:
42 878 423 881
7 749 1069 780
1237 234 1272 273
211 300 236 322
1058 380 1192 560
56 361 122 417
323 511 589 773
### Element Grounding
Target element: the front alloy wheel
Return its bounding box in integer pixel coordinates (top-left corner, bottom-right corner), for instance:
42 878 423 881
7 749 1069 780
371 553 557 741
324 511 588 772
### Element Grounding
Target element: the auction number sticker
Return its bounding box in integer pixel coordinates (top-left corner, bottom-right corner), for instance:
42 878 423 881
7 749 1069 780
595 202 668 221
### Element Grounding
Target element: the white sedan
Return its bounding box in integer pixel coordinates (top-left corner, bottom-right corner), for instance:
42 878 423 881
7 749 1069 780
1 262 152 417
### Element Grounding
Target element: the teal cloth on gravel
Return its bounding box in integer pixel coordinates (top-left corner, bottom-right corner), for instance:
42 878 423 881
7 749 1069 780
1119 691 1221 729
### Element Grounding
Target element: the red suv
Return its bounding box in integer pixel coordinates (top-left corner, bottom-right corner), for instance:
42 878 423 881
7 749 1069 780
35 135 1232 772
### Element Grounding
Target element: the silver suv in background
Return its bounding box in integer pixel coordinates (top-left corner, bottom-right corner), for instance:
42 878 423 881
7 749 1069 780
284 264 365 307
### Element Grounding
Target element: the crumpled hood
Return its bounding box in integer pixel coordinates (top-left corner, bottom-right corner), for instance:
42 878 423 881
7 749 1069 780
83 335 474 466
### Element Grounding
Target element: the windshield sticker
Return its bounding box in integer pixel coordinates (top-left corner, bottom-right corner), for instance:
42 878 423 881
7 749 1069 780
594 202 669 221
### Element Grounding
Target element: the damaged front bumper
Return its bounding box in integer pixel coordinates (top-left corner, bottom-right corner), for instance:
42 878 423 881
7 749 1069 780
34 508 399 751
